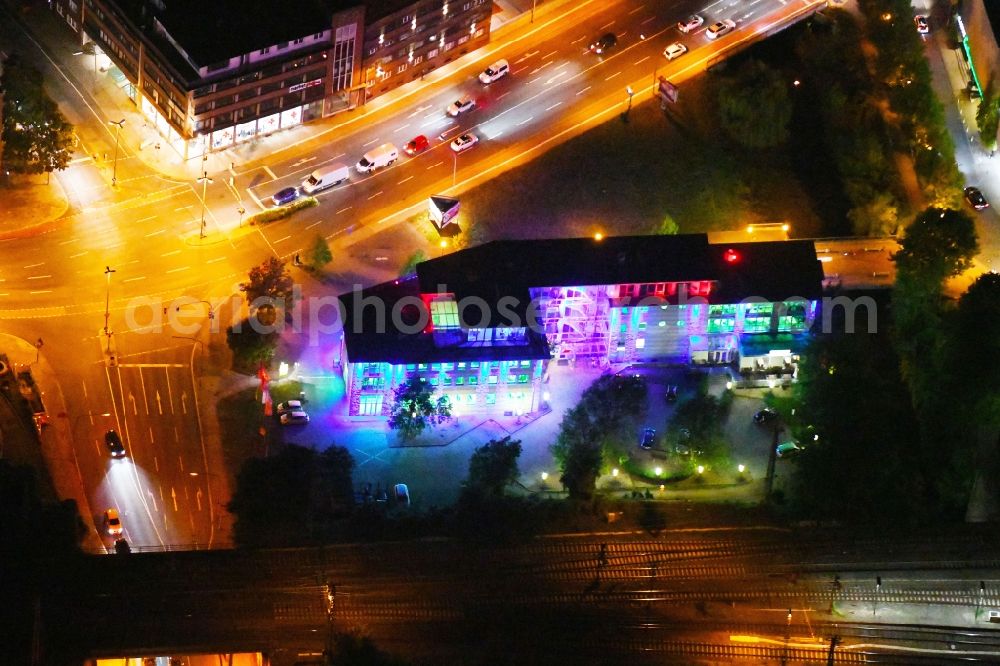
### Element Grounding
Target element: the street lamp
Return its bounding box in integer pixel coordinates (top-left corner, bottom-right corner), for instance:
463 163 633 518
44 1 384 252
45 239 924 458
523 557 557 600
103 265 116 341
197 172 214 239
623 86 634 123
452 150 458 186
108 118 125 187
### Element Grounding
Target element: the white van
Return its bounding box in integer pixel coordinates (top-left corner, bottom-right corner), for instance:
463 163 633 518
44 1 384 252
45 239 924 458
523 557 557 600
356 143 399 173
301 163 349 194
479 58 509 84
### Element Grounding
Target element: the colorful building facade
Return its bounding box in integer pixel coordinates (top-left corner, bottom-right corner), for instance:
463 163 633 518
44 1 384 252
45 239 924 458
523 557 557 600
339 234 824 417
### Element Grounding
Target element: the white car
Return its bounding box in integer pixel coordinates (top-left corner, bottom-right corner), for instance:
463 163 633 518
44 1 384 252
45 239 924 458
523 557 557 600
663 42 688 61
706 19 736 40
104 508 123 536
276 399 302 415
677 15 704 33
450 133 479 153
446 95 476 117
479 59 509 84
280 410 310 425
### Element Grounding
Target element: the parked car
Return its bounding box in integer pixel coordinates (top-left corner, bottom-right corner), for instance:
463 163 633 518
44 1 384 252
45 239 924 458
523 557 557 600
479 58 509 84
276 400 302 415
640 427 656 450
271 186 300 206
394 483 411 505
450 133 479 153
446 95 476 117
105 429 126 458
753 408 778 425
589 32 617 54
404 134 429 156
914 14 929 35
280 410 310 425
705 19 736 39
665 385 678 402
104 508 123 536
677 15 704 33
776 441 803 458
964 186 990 210
663 42 688 61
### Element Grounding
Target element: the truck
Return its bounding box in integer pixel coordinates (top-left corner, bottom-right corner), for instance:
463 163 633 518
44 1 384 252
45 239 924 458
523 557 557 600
301 163 349 194
356 143 399 173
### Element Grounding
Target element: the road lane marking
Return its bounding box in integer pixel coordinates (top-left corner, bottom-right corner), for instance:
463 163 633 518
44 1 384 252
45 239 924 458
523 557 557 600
605 71 622 81
576 86 592 95
545 102 563 111
518 117 533 125
263 166 277 180
23 262 44 268
398 175 414 185
555 62 569 70
600 21 615 29
27 275 52 280
546 71 568 84
336 206 353 214
497 92 510 101
542 50 557 59
136 215 157 223
529 62 552 75
634 56 650 65
69 252 88 258
28 290 52 294
122 276 146 283
428 161 444 169
305 220 322 229
145 229 166 237
641 15 655 24
139 368 150 414
161 250 181 257
59 238 78 245
628 5 643 14
206 256 226 264
165 266 190 273
362 137 379 147
394 123 410 132
368 191 383 200
272 235 291 243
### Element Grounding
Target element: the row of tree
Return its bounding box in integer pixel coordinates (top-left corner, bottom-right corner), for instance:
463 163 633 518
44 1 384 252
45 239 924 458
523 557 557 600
0 53 74 180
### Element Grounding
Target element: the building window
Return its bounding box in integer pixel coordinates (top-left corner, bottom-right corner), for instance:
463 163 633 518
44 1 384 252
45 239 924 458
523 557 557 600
258 47 270 55
430 299 460 329
486 393 496 404
743 303 773 333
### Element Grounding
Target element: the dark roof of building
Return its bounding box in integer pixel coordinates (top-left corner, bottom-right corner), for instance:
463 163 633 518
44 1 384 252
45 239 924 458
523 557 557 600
110 0 355 70
363 0 420 23
339 277 550 364
984 2 1000 41
417 234 824 304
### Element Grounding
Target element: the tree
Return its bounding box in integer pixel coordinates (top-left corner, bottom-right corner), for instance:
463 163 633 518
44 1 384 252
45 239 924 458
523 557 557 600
466 436 522 496
239 257 295 320
307 234 332 271
228 444 355 547
976 84 1000 152
387 375 452 441
0 53 75 181
401 249 427 276
716 59 792 149
892 207 978 286
651 213 679 236
225 320 278 373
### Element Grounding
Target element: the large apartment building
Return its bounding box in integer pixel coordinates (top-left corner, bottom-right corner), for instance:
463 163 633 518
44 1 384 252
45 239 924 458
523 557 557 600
49 0 491 158
338 234 825 417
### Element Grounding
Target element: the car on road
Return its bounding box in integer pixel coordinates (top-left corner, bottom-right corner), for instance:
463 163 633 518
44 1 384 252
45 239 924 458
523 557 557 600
706 19 736 40
105 429 126 458
914 15 929 35
446 95 476 117
753 408 778 425
663 42 688 61
104 508 123 536
677 15 704 33
665 385 678 402
964 186 990 210
640 427 656 450
276 400 302 415
271 186 300 206
589 32 617 54
776 441 803 458
280 410 310 425
450 133 479 153
394 483 411 505
479 58 509 84
404 134 429 156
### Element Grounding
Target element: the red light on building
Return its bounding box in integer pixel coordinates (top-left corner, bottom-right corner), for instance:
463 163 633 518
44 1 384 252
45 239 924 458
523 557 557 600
723 248 741 264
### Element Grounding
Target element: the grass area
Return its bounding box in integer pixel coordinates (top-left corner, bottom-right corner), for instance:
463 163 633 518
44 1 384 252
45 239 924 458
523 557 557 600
455 22 845 243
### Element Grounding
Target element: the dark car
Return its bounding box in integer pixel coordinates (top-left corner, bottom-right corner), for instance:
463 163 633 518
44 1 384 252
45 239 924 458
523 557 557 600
589 32 617 55
665 385 678 402
640 427 656 450
965 186 990 210
404 134 429 156
753 408 778 425
105 429 126 458
271 186 300 206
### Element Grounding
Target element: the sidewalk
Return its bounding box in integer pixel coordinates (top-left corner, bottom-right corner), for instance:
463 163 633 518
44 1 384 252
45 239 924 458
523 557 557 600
0 332 104 553
0 173 70 239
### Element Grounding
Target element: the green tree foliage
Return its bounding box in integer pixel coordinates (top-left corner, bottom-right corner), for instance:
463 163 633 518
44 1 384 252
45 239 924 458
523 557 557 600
400 249 427 276
307 234 332 271
388 375 452 441
944 273 1000 426
892 207 978 286
716 59 792 149
669 376 732 464
976 84 999 151
651 213 679 236
466 436 522 496
0 53 75 180
239 257 295 319
225 321 278 373
788 326 930 522
228 444 355 547
551 374 647 499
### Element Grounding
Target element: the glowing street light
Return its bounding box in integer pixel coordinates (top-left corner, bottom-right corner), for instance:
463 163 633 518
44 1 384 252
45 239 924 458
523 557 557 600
108 118 125 187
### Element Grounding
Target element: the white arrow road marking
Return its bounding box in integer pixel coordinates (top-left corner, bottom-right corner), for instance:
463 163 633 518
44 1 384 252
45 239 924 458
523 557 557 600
128 393 137 415
196 488 203 512
155 390 163 415
171 487 178 512
180 391 188 415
